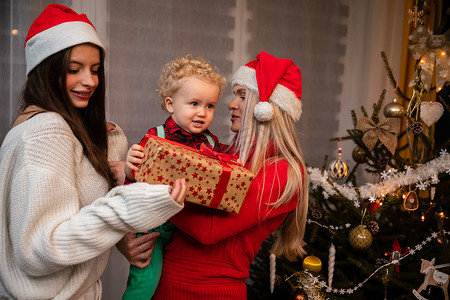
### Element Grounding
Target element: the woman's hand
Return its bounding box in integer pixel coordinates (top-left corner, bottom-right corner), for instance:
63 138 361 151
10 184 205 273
116 232 160 268
169 178 186 205
108 161 126 186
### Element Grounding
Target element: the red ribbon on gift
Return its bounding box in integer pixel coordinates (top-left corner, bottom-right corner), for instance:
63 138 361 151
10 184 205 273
199 143 237 210
199 143 238 164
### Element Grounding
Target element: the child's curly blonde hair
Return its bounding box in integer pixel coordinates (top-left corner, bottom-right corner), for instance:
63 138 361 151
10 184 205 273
157 55 226 112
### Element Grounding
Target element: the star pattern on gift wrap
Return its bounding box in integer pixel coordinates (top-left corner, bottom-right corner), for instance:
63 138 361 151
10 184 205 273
135 136 253 213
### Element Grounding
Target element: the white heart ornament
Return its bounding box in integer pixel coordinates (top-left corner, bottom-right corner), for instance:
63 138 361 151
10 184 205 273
420 102 444 126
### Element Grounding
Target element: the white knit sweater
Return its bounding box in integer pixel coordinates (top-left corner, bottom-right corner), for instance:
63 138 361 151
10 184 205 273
0 112 183 300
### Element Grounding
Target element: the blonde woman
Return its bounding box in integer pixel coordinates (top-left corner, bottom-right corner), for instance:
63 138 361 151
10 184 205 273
150 51 309 299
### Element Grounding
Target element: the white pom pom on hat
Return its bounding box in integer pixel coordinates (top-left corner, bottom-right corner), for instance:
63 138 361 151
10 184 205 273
24 4 105 76
231 51 302 122
253 102 274 122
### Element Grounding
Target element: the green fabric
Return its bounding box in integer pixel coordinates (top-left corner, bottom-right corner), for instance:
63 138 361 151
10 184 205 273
155 125 165 139
122 222 176 300
204 132 215 148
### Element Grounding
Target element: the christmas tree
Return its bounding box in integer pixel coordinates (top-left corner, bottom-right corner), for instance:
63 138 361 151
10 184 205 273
247 1 449 299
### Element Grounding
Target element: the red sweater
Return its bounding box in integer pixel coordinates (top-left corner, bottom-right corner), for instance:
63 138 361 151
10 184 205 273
152 159 299 299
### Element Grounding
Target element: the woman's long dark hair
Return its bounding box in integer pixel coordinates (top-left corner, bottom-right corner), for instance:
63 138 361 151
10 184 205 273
21 43 114 189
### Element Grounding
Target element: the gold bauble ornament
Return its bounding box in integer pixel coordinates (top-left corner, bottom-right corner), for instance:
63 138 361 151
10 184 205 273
352 146 368 164
348 225 373 250
328 147 349 180
383 99 405 118
302 255 322 273
328 158 349 180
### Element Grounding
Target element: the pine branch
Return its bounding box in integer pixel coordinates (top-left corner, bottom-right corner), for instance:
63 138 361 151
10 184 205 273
351 110 358 127
380 51 409 101
361 106 369 117
372 90 386 123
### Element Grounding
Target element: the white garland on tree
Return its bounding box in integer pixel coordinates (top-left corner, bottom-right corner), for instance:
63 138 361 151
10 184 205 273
317 230 450 295
308 150 450 206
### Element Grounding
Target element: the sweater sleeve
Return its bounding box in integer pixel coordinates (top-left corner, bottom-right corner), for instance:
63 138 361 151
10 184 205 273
9 119 183 277
107 121 128 161
169 160 298 245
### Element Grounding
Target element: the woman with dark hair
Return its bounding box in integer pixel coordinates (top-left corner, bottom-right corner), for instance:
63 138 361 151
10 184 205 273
0 4 185 299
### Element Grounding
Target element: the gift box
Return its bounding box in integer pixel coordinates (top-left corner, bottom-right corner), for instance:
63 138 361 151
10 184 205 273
134 134 253 213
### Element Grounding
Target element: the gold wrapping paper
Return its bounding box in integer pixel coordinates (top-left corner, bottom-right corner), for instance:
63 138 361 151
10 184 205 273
134 135 253 213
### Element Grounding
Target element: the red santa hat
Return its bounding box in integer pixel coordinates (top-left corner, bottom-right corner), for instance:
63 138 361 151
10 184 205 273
24 4 105 76
231 51 302 122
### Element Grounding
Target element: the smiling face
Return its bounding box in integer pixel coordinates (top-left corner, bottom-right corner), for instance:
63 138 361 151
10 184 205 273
229 84 247 133
165 76 219 135
65 44 100 109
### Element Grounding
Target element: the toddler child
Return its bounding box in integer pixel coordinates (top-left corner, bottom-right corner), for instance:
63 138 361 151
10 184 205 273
122 55 226 299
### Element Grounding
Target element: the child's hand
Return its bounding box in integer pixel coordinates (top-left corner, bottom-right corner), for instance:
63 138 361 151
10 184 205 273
169 178 186 205
125 144 144 181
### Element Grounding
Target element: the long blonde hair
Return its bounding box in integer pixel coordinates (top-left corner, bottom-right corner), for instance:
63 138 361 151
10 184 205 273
231 90 308 261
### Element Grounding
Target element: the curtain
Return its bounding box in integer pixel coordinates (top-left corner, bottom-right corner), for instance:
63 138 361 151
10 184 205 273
0 0 405 298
